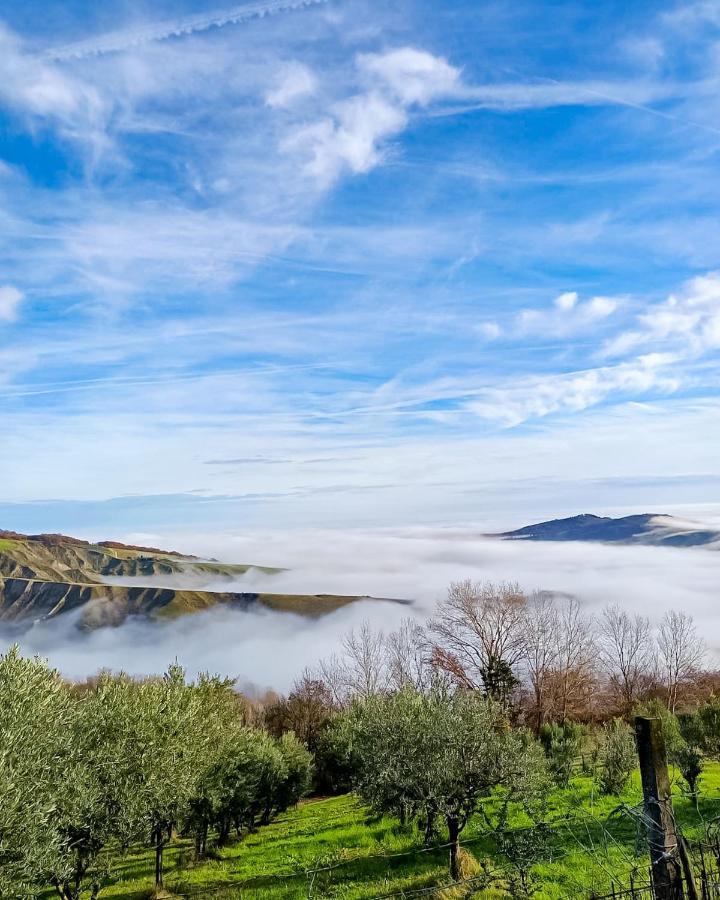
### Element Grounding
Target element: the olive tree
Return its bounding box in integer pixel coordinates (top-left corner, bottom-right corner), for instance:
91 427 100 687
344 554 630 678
347 686 548 879
137 665 213 894
274 732 313 813
0 647 74 896
187 727 267 856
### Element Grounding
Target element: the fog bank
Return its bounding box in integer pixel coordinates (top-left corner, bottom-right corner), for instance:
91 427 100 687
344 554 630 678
3 528 720 690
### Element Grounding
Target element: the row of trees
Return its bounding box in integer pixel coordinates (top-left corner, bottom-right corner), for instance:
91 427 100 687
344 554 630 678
304 582 709 728
1 582 716 896
0 649 312 900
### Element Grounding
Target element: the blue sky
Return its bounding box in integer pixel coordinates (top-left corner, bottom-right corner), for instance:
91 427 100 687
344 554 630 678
1 0 720 535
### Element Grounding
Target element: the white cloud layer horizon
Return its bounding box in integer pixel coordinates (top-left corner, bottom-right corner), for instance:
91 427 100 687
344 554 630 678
4 528 720 692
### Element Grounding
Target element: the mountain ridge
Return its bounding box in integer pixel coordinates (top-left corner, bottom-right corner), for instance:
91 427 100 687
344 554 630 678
493 513 720 548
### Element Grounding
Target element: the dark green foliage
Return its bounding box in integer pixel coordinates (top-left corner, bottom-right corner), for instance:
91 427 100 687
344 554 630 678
693 697 720 758
539 722 586 787
599 719 636 795
674 743 703 805
481 656 519 706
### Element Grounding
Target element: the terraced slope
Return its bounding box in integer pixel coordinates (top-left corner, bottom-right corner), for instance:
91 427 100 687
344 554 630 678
0 531 390 629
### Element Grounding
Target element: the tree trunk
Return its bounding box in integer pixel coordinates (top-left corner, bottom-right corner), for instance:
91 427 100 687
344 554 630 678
195 824 208 861
154 825 165 892
423 807 436 845
535 689 543 735
218 816 231 846
447 816 460 881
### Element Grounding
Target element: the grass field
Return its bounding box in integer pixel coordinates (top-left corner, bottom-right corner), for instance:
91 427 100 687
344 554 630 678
53 763 720 899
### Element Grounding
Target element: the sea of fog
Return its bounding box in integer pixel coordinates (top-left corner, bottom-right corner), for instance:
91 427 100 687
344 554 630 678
4 527 720 692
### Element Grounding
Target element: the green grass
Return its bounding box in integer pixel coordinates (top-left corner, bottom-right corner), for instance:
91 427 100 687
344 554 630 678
53 763 720 899
0 538 19 552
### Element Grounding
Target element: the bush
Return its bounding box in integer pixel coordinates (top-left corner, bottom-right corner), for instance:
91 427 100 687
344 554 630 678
538 722 585 787
599 719 636 795
673 743 703 805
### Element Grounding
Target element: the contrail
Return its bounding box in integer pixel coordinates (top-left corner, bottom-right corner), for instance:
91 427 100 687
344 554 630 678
45 0 329 61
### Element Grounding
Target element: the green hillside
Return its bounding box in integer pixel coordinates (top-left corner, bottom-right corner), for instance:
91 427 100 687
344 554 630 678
44 766 720 899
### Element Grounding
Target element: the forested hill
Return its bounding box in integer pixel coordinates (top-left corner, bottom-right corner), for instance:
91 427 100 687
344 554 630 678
0 530 399 629
493 513 720 548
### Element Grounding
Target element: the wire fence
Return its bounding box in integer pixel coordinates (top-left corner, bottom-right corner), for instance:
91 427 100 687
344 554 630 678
160 778 720 899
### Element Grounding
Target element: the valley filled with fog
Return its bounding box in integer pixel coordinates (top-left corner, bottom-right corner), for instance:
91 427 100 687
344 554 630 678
5 527 720 691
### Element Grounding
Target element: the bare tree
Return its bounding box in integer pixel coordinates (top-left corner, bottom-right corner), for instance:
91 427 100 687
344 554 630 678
657 610 706 712
342 620 388 699
551 597 596 723
522 592 559 732
314 653 352 708
598 605 655 713
385 618 434 693
430 580 527 702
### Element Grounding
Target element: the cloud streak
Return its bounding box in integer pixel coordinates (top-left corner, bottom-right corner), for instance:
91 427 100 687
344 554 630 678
46 0 330 61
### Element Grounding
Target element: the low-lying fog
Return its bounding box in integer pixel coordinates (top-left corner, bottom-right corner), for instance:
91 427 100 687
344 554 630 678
4 528 720 691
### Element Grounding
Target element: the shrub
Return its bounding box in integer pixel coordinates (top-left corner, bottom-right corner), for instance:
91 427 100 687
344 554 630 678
538 722 585 787
599 719 636 795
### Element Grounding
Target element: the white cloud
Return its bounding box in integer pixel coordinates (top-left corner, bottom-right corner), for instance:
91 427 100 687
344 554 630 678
358 47 461 105
284 91 408 184
438 79 677 114
467 354 679 426
282 46 464 186
266 62 317 108
0 26 107 151
603 271 720 358
622 36 666 71
0 285 24 322
586 296 618 317
517 290 619 337
478 321 501 340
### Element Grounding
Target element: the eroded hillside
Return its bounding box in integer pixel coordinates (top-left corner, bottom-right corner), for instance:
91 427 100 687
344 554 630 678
0 531 386 628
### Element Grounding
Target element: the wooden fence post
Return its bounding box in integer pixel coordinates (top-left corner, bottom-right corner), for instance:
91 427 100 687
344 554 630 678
635 716 685 900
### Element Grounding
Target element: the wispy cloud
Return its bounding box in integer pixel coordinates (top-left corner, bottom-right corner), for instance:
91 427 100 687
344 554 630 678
466 354 681 427
0 25 108 155
1 0 720 530
46 0 330 60
603 272 720 358
282 47 463 185
516 290 620 338
0 285 24 322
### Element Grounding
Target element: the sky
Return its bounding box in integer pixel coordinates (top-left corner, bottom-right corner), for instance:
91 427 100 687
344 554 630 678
1 0 720 535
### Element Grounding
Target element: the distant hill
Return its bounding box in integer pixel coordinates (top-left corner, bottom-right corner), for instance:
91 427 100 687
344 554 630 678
0 530 401 630
493 513 720 548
